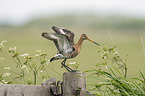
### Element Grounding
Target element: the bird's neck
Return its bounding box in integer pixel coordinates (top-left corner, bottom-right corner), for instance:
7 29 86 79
76 36 84 48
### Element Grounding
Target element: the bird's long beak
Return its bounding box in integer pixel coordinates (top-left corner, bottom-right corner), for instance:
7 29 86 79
87 38 100 46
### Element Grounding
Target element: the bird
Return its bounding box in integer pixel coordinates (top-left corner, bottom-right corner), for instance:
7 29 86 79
42 26 100 72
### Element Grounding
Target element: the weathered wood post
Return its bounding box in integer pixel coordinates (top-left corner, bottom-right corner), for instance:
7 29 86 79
0 78 56 96
63 72 95 96
0 84 52 96
63 72 86 96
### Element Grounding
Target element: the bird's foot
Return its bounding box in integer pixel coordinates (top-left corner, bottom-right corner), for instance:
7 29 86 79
62 64 75 72
65 66 75 72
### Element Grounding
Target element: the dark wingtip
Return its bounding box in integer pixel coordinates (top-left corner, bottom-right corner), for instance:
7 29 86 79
50 57 55 62
42 33 47 37
52 25 57 30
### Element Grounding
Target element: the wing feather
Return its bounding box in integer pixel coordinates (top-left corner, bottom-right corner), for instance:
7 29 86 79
52 26 75 46
42 33 73 54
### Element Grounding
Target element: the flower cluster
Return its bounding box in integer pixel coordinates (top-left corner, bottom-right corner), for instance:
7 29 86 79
69 62 77 65
20 53 29 57
0 73 12 84
20 53 33 60
69 62 79 70
35 50 47 58
9 46 16 52
9 46 18 58
4 67 11 70
98 45 120 62
0 40 51 85
0 40 7 50
35 50 48 64
2 72 11 77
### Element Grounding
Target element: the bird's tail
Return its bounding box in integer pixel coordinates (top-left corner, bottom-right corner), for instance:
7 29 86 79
50 54 64 62
50 57 59 62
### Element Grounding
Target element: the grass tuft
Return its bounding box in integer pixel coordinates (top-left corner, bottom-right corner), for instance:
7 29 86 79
86 45 145 95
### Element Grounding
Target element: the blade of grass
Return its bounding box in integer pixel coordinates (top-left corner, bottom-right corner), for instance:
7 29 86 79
131 78 144 83
132 81 145 94
121 89 130 96
107 86 116 95
140 70 145 81
108 66 118 78
112 65 123 76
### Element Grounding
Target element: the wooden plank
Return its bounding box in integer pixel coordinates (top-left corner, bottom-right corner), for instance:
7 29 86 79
0 84 52 96
0 73 96 96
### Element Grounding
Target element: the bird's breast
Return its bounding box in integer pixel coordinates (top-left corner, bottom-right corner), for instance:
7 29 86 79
69 45 80 58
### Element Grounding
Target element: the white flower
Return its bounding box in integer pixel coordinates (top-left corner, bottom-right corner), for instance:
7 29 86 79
21 65 27 70
69 62 76 65
0 40 7 48
104 51 108 54
2 40 7 44
4 67 10 70
105 65 108 70
9 46 16 51
35 54 40 57
0 43 4 47
40 70 43 73
36 50 41 53
2 73 11 77
9 47 13 51
103 56 107 59
114 51 118 55
20 53 29 57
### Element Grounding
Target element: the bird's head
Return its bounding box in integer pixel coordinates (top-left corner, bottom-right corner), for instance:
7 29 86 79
81 34 88 40
81 34 100 46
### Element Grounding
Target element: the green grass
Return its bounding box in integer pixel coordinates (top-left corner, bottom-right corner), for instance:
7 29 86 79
0 26 145 86
85 45 145 95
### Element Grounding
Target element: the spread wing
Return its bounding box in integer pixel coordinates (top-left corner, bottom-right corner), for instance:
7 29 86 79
52 26 75 46
42 33 73 54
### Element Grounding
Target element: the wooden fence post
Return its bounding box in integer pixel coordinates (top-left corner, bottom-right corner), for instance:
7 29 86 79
63 72 96 96
63 72 86 96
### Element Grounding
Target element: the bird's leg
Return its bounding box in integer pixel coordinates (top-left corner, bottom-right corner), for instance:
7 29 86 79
61 59 71 72
61 59 65 68
61 59 66 68
61 59 75 72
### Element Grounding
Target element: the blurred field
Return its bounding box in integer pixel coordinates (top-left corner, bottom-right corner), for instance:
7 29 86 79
0 15 145 85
